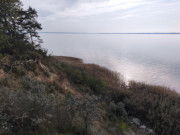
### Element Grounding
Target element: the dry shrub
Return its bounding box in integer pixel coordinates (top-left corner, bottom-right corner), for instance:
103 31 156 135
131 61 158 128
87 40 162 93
52 56 126 90
0 85 72 135
124 81 180 135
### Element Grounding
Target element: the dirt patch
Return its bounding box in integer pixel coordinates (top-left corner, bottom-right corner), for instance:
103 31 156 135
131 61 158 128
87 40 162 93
52 56 83 65
0 69 5 80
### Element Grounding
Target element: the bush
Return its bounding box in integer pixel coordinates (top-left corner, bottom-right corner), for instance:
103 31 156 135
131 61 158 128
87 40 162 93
20 76 46 94
0 76 11 87
88 77 106 94
0 33 14 54
106 101 129 133
24 63 37 72
58 63 107 94
65 95 101 135
0 32 47 61
0 78 101 135
12 67 26 76
124 81 180 135
106 111 129 132
0 87 73 135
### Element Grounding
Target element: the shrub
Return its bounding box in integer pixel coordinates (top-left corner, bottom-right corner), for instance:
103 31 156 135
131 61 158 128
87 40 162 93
106 110 129 132
0 81 101 135
58 63 107 94
40 67 50 77
124 81 180 135
20 76 46 94
0 87 73 135
0 76 11 87
0 33 14 54
118 119 129 132
24 62 37 72
65 95 101 135
88 77 106 94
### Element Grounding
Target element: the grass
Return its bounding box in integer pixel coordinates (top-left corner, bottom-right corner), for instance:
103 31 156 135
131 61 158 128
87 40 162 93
106 111 129 132
120 81 180 135
57 62 107 94
1 55 180 135
54 58 180 135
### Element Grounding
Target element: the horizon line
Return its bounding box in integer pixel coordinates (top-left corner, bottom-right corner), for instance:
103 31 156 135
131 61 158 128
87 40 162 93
39 32 180 35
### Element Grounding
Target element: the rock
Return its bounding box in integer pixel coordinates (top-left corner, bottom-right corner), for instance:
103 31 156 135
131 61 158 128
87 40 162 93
124 129 137 135
148 129 155 135
132 118 141 126
140 125 147 130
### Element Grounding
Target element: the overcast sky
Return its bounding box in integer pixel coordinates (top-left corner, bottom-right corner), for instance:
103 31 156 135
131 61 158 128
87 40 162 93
21 0 180 33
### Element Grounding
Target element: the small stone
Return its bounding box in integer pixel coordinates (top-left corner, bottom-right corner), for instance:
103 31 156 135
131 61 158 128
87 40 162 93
140 125 146 129
148 129 155 135
132 117 141 126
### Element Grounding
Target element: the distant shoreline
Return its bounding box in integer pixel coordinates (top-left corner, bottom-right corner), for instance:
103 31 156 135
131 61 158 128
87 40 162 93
39 32 180 35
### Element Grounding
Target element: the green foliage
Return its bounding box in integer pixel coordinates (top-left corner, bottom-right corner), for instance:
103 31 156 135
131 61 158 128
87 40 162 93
12 66 26 76
0 0 42 43
46 81 63 94
88 77 106 93
106 100 129 133
65 95 101 135
24 62 36 72
40 66 50 77
0 33 13 51
58 63 107 94
106 110 129 132
106 110 117 122
0 0 46 58
118 117 129 132
65 91 72 100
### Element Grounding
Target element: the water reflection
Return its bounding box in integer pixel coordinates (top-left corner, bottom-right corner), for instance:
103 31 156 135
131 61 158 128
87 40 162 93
40 34 180 92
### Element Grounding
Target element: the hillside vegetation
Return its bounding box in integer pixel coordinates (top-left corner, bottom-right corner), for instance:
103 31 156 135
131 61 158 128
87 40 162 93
0 0 180 135
0 55 180 135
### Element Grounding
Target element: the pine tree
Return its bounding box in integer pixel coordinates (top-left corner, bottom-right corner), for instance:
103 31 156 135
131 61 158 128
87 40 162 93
20 7 42 45
0 0 43 54
0 0 23 38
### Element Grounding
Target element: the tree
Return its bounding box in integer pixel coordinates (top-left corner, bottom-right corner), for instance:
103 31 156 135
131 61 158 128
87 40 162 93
0 0 23 38
0 0 43 54
18 7 42 45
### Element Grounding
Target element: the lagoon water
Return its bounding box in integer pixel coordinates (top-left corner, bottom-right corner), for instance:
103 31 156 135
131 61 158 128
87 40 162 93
40 33 180 92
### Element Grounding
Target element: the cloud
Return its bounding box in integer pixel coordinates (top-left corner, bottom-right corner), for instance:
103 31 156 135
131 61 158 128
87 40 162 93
115 14 138 20
22 0 154 21
21 0 180 32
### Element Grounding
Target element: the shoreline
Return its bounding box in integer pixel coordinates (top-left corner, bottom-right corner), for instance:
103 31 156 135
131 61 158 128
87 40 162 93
53 55 180 94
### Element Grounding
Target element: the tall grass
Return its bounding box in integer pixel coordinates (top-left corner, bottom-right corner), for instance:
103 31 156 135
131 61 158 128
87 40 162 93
56 63 107 94
121 81 180 135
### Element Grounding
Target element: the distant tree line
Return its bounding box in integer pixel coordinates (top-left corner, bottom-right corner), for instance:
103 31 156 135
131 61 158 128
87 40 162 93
0 0 44 57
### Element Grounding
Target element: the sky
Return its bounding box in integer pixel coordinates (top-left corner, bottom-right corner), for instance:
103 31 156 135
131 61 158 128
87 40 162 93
21 0 180 33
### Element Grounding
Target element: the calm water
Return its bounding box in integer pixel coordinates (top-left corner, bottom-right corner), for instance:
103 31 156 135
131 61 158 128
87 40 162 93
40 34 180 92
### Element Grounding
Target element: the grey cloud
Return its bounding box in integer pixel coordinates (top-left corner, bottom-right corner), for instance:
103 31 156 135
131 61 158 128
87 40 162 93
21 0 180 32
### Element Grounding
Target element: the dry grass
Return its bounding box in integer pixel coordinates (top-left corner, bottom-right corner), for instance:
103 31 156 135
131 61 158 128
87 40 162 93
1 55 180 135
52 56 126 91
123 81 180 135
